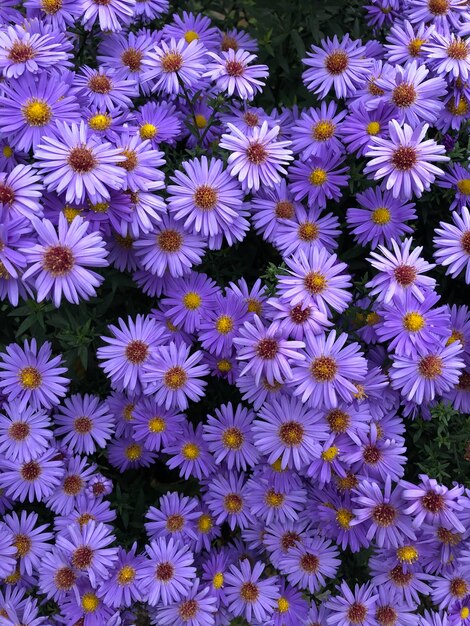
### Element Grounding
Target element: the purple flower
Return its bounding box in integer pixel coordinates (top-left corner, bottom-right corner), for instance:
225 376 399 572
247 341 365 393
251 180 300 243
0 400 52 463
107 434 157 472
291 101 346 159
390 341 465 403
142 37 206 95
291 330 367 409
205 471 251 530
142 536 196 606
346 187 416 249
74 65 137 110
0 164 42 222
438 163 470 210
163 11 219 49
3 510 53 576
302 34 372 98
326 582 378 626
0 448 64 503
0 524 17 580
164 421 215 479
224 559 280 623
198 292 248 356
366 237 436 303
135 101 182 147
81 0 135 32
431 568 470 609
266 296 332 339
220 121 293 192
384 20 434 65
0 338 69 411
154 580 218 626
274 205 341 256
132 397 184 452
364 120 449 199
424 32 470 82
97 543 147 608
145 492 199 543
434 206 470 283
246 471 306 524
34 121 126 204
288 153 349 209
38 548 78 601
369 552 432 605
405 0 467 32
340 101 395 158
279 535 341 593
23 215 108 307
205 48 269 99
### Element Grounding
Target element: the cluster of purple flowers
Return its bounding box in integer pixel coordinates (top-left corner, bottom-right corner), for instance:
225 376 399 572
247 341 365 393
0 0 469 625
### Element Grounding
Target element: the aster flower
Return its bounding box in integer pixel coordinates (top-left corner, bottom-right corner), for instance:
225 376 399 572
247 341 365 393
385 20 434 65
134 216 206 278
246 471 306 524
424 32 470 81
279 535 341 593
25 0 82 29
0 338 69 411
366 237 436 303
251 180 300 243
46 455 96 515
291 330 367 409
369 552 433 605
390 341 464 403
38 547 78 602
0 72 79 152
97 314 167 395
81 0 135 32
0 448 64 503
205 471 251 530
291 102 346 160
135 101 183 147
326 582 378 626
164 11 220 49
364 120 449 199
0 400 52 463
0 597 44 626
97 544 147 608
132 397 184 452
277 247 352 316
164 421 215 479
74 66 137 110
107 435 157 472
274 205 341 256
205 48 269 99
0 524 16 580
234 315 305 385
288 153 349 209
145 492 199 543
134 0 168 19
431 569 470 609
219 121 293 192
3 510 53 577
438 163 470 210
302 34 372 99
340 101 395 158
198 292 248 356
226 278 268 318
142 537 196 606
375 61 447 126
167 156 245 244
23 214 109 307
342 428 407 482
405 0 467 32
142 37 206 95
347 187 416 249
154 579 218 626
225 559 279 623
266 296 332 339
203 402 259 471
34 121 126 204
434 206 470 283
0 164 42 222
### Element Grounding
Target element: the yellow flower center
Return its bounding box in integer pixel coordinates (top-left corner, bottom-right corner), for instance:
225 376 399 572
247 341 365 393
457 179 470 195
18 366 42 390
367 121 381 135
322 446 339 462
461 607 470 619
278 597 290 613
125 443 142 461
366 312 381 326
89 201 109 213
182 442 200 460
2 146 13 158
139 123 158 140
123 403 135 421
408 38 425 56
198 514 212 533
183 291 202 310
22 99 52 126
403 312 425 332
309 168 328 186
81 593 99 613
213 572 224 589
148 417 166 433
88 113 111 131
313 120 335 141
372 207 391 225
217 359 232 372
447 329 464 346
117 565 136 585
271 457 284 472
215 315 234 334
63 206 82 222
195 114 207 129
336 507 354 529
396 545 419 563
184 30 199 43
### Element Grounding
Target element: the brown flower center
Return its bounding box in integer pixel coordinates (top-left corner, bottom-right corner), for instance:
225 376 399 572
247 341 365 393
8 42 36 63
421 490 444 512
41 0 63 14
194 185 218 210
54 566 76 590
125 339 149 364
372 503 397 527
450 577 469 597
428 0 449 15
300 553 319 573
240 582 259 602
280 531 300 552
161 52 183 73
179 599 199 620
325 50 349 75
224 493 243 513
43 245 74 277
256 337 279 359
14 533 32 557
74 416 93 434
121 48 143 71
244 112 259 127
72 546 94 569
275 200 295 219
118 149 138 172
63 475 84 496
391 146 417 171
376 606 398 626
279 421 304 446
461 231 470 254
418 355 443 379
298 221 319 241
222 427 244 449
221 35 239 51
327 409 350 433
156 561 174 581
390 565 413 586
166 513 185 532
246 142 267 165
347 603 368 624
8 422 30 441
310 356 338 381
226 60 245 76
447 40 469 60
68 147 97 173
20 460 41 481
163 366 188 390
157 229 183 252
290 304 311 324
0 183 15 205
363 444 382 465
393 264 417 286
392 83 417 108
303 271 327 294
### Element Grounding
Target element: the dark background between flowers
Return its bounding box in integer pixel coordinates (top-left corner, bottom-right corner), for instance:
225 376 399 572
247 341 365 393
2 0 470 611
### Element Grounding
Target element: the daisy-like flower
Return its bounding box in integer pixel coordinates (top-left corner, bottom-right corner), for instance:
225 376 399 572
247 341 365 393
291 102 346 159
97 543 147 608
0 400 52 463
434 206 470 284
0 72 79 152
431 568 470 609
0 24 70 78
204 48 268 99
351 477 415 548
134 216 206 278
405 0 467 32
277 247 353 316
347 187 416 249
198 292 248 356
252 395 323 470
75 66 137 110
23 214 108 307
366 237 436 303
54 394 114 455
81 0 135 32
302 34 372 99
424 32 470 81
143 341 209 410
369 552 433 606
279 535 341 593
438 163 470 210
225 559 280 623
108 435 157 472
163 420 215 478
375 60 447 126
266 296 332 339
132 398 184 452
0 524 17 580
145 492 199 543
246 472 306 524
251 180 300 243
219 121 293 192
0 164 42 222
340 101 395 158
97 314 168 395
164 11 220 49
142 37 206 94
291 330 367 409
134 0 168 19
326 581 378 626
203 402 259 471
205 471 251 530
390 341 465 403
234 315 305 385
38 547 78 601
0 338 69 411
385 20 434 65
218 28 258 53
167 156 245 244
0 448 64 503
142 537 196 606
135 101 182 147
364 120 449 200
274 205 341 256
288 153 349 209
4 510 53 577
24 0 82 29
154 579 218 626
34 121 126 205
46 455 95 515
114 131 165 193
